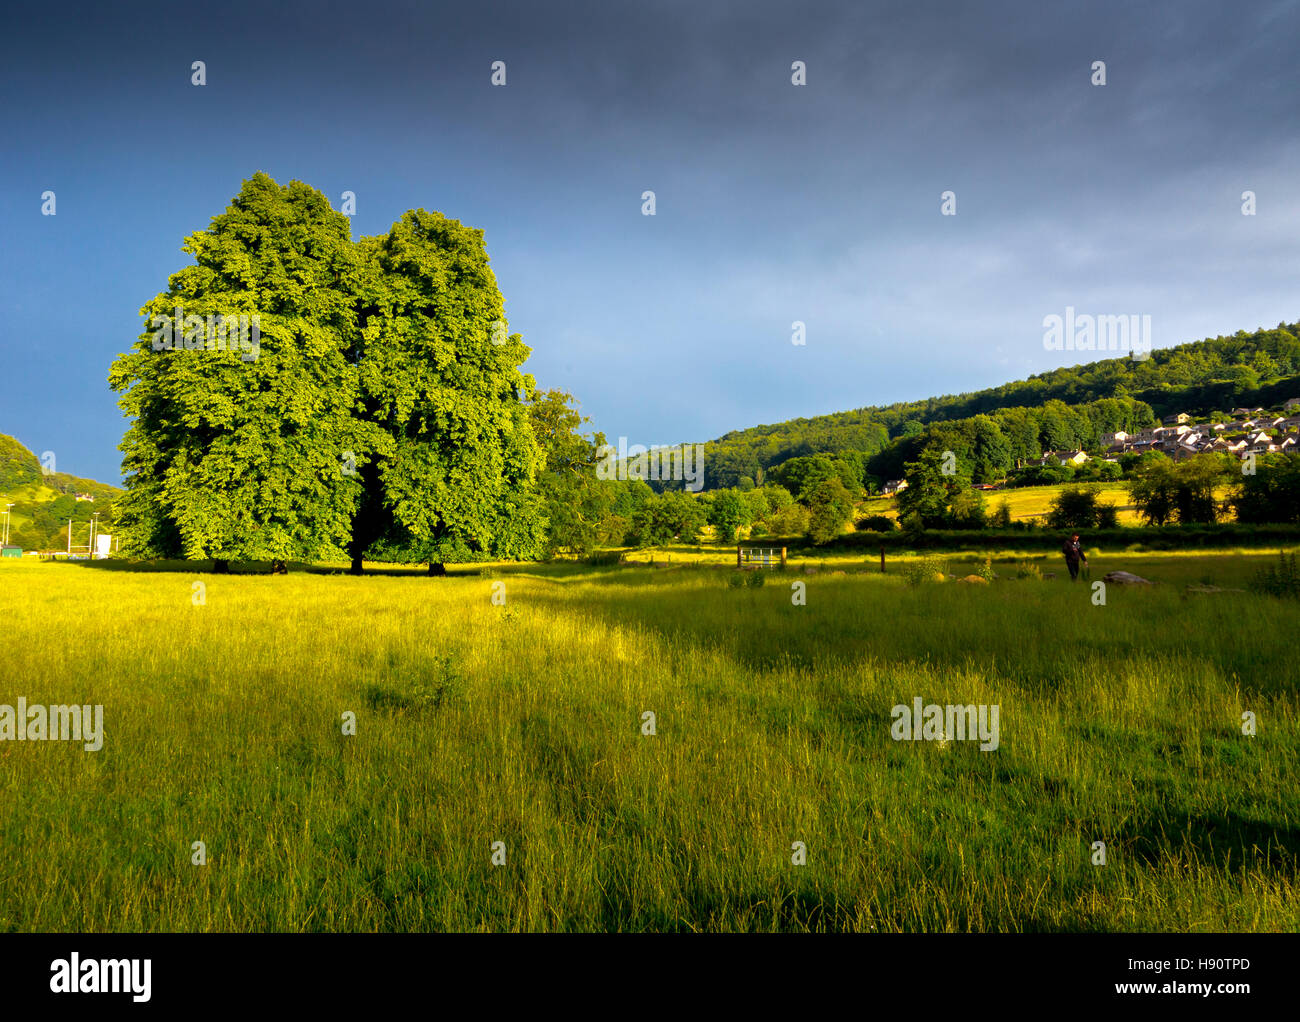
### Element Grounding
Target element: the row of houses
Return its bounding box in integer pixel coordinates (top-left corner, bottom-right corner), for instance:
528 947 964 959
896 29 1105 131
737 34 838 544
878 400 1300 493
1101 403 1300 461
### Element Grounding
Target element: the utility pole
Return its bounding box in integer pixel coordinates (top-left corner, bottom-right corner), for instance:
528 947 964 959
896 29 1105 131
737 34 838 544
66 518 73 556
2 502 12 546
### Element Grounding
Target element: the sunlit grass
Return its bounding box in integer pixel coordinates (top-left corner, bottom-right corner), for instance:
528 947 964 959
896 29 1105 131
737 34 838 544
0 552 1295 932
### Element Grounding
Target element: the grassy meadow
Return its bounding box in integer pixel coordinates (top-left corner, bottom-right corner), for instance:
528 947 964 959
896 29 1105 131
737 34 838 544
1 548 1297 932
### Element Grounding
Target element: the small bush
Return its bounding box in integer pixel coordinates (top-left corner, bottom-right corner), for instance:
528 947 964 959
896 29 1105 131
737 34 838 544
856 515 895 533
1014 560 1042 580
727 569 769 588
364 654 464 713
902 556 948 586
1095 503 1120 529
1251 551 1300 599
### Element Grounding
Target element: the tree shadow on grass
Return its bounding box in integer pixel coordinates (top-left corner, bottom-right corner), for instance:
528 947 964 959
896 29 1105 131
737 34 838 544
58 557 608 580
1120 808 1300 878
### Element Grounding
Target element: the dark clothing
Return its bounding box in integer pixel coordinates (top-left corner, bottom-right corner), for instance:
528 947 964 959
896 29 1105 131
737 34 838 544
1062 537 1086 581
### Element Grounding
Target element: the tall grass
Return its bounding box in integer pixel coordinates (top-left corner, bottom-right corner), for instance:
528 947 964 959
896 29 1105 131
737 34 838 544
0 552 1296 932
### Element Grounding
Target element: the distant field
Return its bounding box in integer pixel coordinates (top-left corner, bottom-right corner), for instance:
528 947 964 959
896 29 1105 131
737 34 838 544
1 551 1296 932
861 483 1236 527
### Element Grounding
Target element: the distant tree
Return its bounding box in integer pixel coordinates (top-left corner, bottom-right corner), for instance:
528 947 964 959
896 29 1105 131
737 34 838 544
775 454 838 502
629 491 706 547
1171 456 1229 523
948 488 987 529
741 487 771 523
1127 456 1228 526
1038 406 1073 454
806 478 855 544
706 489 749 544
1047 487 1101 530
896 447 969 528
1232 455 1300 522
762 485 794 513
970 416 1012 483
527 389 610 557
1128 461 1177 526
765 502 809 538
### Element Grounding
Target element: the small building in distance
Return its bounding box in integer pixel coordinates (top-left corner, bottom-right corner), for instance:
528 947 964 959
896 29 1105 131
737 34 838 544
1040 450 1090 467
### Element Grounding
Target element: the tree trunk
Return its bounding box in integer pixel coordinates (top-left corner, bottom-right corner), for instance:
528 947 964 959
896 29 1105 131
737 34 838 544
428 561 446 576
212 559 230 574
350 554 363 575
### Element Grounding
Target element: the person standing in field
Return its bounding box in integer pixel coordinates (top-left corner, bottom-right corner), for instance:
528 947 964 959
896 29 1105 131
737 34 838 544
1062 532 1087 582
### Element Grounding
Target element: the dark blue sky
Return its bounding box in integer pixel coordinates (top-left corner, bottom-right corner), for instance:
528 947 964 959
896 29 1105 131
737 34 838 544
2 0 1298 484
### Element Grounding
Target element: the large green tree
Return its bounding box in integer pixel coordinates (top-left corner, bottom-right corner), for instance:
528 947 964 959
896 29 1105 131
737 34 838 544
109 173 377 570
111 175 544 573
351 209 545 573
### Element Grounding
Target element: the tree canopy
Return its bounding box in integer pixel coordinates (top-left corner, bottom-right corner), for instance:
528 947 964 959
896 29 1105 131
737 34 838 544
109 174 544 571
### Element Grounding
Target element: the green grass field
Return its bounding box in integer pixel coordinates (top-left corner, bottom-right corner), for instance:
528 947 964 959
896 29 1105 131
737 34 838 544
1 550 1297 932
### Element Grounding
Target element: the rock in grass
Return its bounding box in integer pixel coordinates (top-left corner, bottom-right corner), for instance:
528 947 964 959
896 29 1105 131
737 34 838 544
1103 570 1153 585
960 574 989 584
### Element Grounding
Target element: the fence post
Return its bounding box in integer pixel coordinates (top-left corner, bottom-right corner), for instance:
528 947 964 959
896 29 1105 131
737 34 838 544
880 545 886 574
